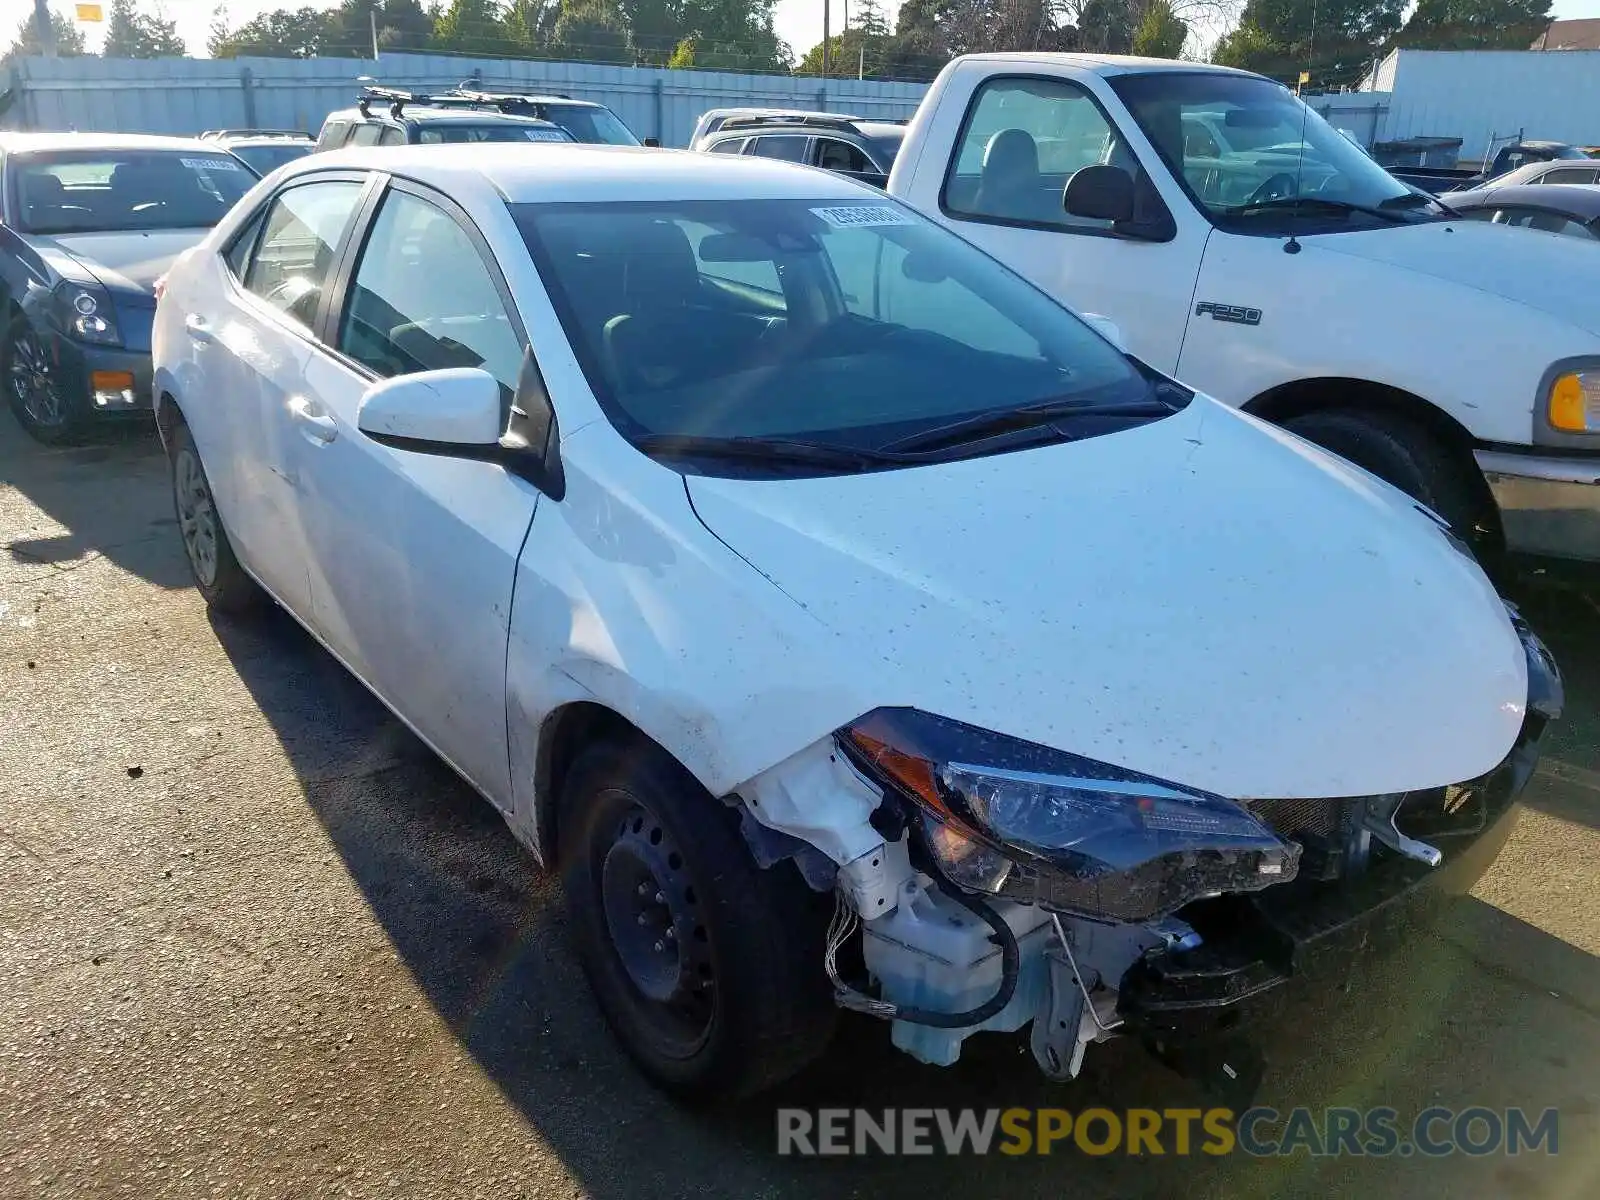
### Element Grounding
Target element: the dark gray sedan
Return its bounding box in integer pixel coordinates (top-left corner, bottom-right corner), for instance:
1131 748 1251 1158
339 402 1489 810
1441 183 1600 241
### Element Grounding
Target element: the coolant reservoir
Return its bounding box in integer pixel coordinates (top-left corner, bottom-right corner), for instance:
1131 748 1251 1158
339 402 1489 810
862 877 1053 1066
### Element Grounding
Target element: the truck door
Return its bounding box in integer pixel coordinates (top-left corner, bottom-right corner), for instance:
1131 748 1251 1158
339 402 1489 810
921 72 1209 375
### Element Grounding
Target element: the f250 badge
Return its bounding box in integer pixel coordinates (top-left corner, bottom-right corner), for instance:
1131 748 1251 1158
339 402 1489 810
1194 301 1262 326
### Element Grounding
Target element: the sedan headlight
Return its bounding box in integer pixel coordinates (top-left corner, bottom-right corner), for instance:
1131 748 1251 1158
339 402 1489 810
839 708 1299 923
52 281 122 347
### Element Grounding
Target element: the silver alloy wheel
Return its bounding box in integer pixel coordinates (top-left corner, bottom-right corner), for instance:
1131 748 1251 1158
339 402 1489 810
174 448 220 587
9 328 65 428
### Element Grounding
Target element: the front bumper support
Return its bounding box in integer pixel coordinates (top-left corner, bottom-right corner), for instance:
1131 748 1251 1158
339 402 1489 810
1476 447 1600 562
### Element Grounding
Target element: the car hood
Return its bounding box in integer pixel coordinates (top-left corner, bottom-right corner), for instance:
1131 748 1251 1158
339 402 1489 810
686 399 1528 801
1307 219 1600 335
40 229 210 300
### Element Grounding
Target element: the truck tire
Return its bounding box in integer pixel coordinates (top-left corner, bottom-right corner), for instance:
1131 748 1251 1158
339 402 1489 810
1283 408 1489 549
558 735 837 1102
168 420 264 614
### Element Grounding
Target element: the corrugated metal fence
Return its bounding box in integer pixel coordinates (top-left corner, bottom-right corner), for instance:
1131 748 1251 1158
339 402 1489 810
5 53 930 149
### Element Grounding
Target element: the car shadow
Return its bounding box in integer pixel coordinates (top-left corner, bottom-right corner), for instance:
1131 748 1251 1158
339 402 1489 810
1507 579 1600 831
207 603 1600 1200
0 411 187 589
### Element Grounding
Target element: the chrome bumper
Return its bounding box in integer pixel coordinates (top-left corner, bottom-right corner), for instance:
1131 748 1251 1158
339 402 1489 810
1476 449 1600 563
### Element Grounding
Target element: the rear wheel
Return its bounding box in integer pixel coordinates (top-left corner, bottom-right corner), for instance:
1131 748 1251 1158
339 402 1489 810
168 420 263 614
1283 408 1494 552
3 315 83 445
558 736 836 1102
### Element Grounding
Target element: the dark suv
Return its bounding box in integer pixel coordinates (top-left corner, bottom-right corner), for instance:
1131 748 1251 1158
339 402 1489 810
690 111 905 187
315 86 641 151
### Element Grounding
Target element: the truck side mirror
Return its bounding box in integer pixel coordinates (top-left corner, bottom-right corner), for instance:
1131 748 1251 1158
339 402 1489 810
643 136 660 148
1063 165 1135 223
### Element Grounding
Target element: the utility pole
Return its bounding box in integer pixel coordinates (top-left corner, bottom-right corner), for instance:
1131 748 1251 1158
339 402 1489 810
370 7 380 59
819 0 832 78
33 0 56 57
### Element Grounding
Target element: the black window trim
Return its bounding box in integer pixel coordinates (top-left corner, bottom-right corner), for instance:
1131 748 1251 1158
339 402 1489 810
313 173 530 386
220 169 381 348
937 70 1164 243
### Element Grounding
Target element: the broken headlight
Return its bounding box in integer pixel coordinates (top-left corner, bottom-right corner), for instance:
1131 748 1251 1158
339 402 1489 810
839 708 1299 923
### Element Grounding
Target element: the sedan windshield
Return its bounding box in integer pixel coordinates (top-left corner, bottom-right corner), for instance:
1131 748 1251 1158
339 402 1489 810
13 150 255 235
1109 72 1444 232
516 198 1168 473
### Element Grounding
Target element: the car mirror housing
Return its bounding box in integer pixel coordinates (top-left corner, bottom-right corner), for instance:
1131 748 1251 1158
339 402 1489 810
357 357 565 499
1063 164 1135 223
357 367 503 447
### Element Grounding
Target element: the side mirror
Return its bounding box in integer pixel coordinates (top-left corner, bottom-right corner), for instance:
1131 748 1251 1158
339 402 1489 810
643 136 661 148
1081 312 1127 352
1063 164 1135 223
358 368 502 447
357 356 565 500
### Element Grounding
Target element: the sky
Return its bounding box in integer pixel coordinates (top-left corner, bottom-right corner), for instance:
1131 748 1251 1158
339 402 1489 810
1 0 1597 61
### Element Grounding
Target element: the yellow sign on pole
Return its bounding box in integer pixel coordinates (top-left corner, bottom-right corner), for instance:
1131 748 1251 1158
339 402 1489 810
1298 71 1311 84
75 4 103 21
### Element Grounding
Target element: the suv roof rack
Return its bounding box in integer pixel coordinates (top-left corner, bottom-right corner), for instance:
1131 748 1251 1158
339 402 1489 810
201 128 310 140
716 113 882 135
356 83 583 119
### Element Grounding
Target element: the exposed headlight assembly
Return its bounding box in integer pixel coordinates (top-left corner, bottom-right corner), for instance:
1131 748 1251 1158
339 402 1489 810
839 708 1299 923
52 280 122 347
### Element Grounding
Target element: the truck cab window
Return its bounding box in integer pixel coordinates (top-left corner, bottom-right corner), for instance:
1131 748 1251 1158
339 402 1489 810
945 77 1134 231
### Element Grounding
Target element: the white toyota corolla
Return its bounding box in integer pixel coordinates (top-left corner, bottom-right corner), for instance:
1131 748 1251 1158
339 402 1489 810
152 143 1561 1104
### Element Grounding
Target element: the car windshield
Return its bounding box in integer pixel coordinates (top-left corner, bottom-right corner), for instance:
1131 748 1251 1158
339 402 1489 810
516 198 1166 474
418 123 572 144
538 104 640 146
12 149 256 235
1109 72 1444 231
228 142 313 174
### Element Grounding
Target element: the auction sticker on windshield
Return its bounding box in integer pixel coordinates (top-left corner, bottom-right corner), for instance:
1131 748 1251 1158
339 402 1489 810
180 157 245 172
524 130 569 142
811 205 912 228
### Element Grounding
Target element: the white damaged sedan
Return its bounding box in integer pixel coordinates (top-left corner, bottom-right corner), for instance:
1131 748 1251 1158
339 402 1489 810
152 144 1562 1103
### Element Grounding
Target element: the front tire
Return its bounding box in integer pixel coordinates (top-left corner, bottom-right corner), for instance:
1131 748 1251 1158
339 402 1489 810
1283 408 1493 551
168 420 263 614
558 737 837 1102
3 315 83 445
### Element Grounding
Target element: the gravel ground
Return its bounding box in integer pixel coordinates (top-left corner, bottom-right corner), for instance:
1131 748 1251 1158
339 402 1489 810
1 414 1596 1199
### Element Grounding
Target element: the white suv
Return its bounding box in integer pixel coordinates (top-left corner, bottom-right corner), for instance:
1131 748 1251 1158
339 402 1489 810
151 144 1558 1103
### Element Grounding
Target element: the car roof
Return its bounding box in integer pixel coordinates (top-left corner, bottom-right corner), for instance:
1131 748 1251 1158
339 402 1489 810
326 105 568 127
300 142 894 203
0 131 222 154
1447 183 1600 220
954 51 1259 79
1484 160 1594 187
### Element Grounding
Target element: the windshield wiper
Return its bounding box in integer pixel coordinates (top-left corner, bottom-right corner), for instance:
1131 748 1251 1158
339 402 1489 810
879 396 1173 454
1223 196 1411 224
633 433 916 471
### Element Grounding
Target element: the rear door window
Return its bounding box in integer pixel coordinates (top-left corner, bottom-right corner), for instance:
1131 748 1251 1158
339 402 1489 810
750 135 809 163
815 138 871 172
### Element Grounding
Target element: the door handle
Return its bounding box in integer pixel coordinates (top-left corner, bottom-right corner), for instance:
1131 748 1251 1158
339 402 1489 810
288 396 338 444
184 313 215 344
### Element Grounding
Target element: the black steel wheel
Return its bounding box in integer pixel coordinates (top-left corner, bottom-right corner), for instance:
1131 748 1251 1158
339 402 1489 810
4 316 81 444
558 736 836 1102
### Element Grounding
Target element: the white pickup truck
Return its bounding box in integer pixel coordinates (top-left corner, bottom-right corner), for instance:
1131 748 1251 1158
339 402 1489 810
888 53 1600 566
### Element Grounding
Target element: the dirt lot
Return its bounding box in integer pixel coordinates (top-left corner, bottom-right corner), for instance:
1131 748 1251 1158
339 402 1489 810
1 413 1597 1200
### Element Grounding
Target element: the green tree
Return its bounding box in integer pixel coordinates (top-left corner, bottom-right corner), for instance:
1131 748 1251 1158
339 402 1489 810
210 6 334 57
103 0 188 57
4 6 90 58
1394 0 1551 49
1132 0 1187 56
503 0 562 49
550 0 629 61
1213 0 1404 88
432 0 508 53
667 33 696 64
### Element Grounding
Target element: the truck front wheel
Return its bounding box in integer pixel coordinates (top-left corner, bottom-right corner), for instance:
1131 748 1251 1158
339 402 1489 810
557 736 837 1102
1283 408 1492 552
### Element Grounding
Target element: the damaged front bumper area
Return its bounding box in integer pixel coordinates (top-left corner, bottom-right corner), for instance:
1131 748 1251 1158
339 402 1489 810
739 610 1560 1101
